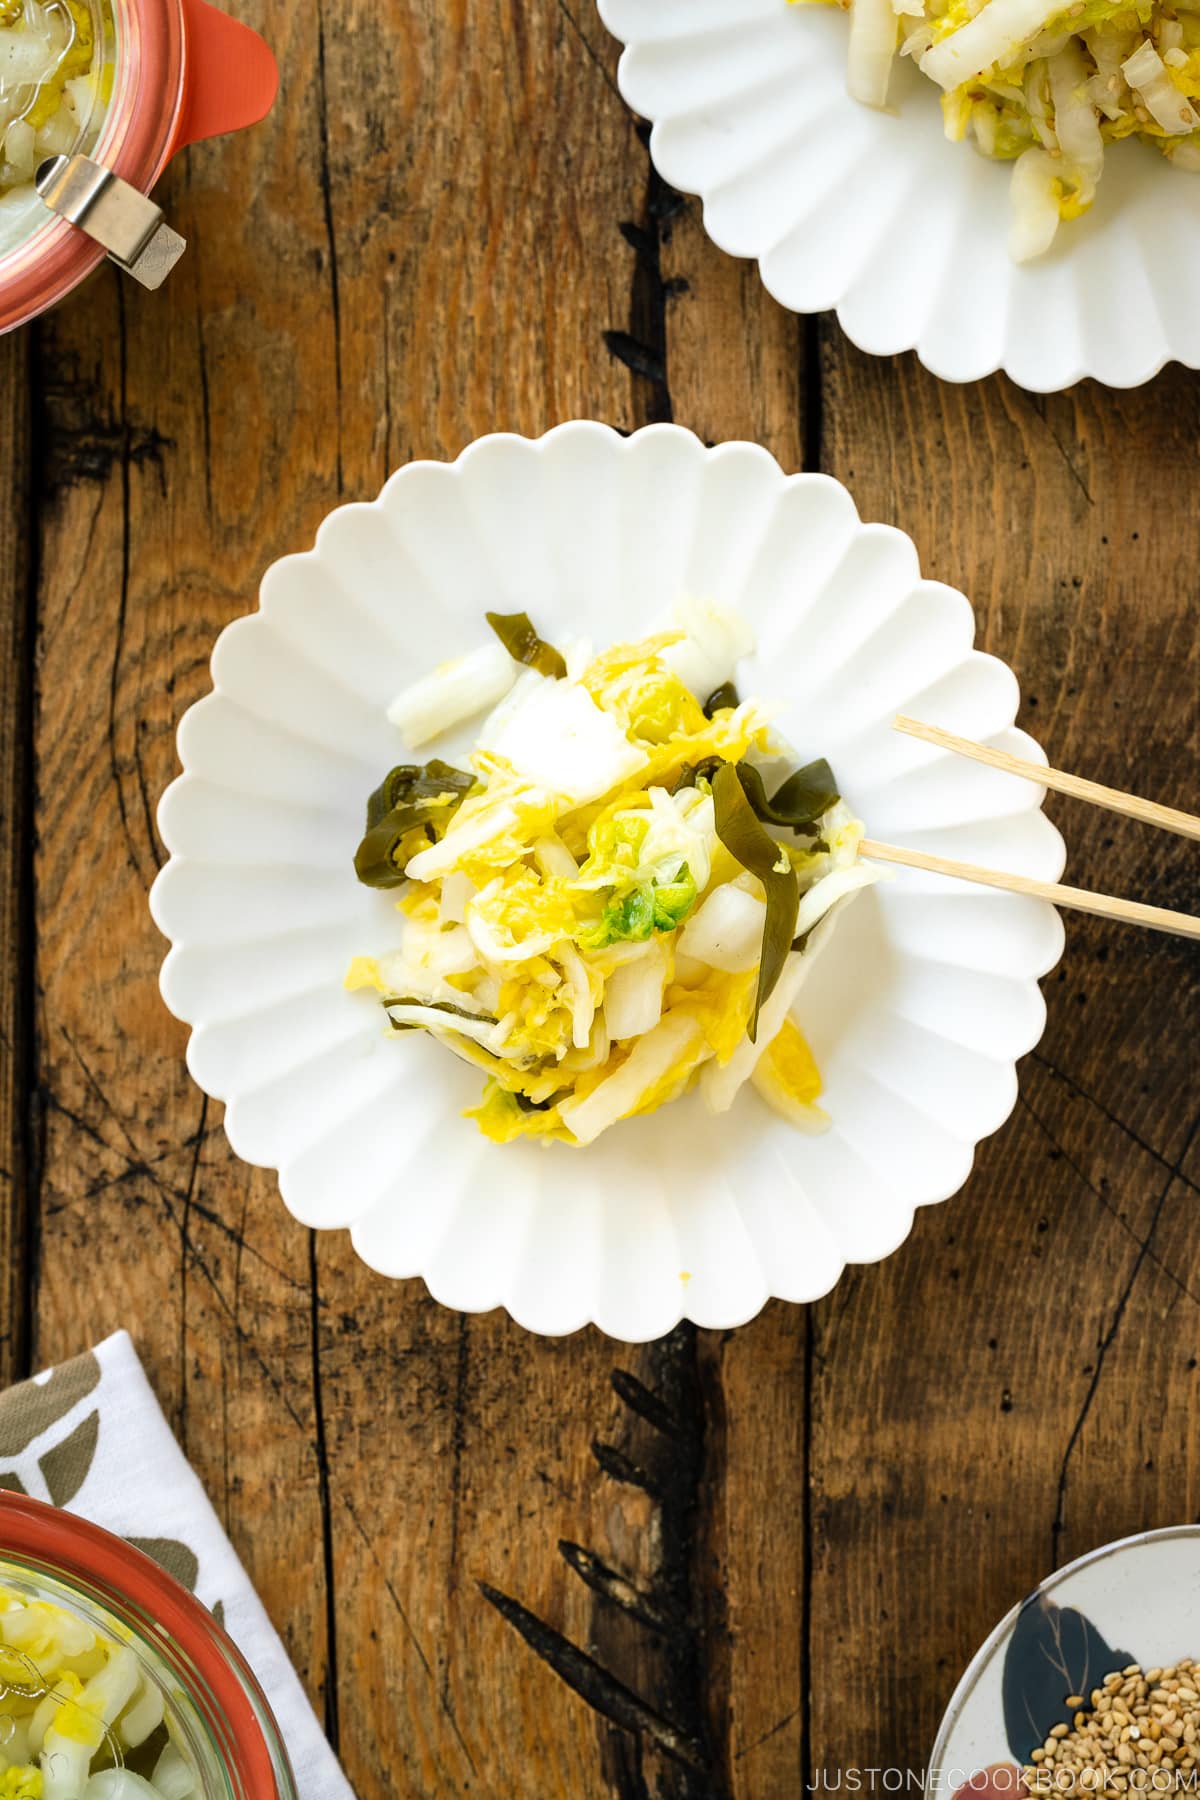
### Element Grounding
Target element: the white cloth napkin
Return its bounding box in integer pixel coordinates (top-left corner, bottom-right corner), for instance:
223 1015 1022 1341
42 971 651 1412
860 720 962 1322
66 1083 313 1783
0 1329 353 1800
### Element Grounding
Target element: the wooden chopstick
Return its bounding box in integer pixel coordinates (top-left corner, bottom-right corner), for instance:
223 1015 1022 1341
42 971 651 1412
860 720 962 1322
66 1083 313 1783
856 718 1200 937
893 714 1200 843
858 839 1200 941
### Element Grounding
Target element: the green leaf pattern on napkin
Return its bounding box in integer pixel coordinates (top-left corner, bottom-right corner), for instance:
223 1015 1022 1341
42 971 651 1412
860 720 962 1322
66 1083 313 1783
0 1353 100 1457
37 1409 100 1506
126 1537 199 1593
0 1347 225 1624
0 1352 101 1501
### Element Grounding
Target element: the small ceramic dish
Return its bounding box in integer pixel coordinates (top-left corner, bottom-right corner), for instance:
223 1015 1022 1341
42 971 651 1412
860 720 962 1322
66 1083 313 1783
930 1526 1200 1798
149 421 1065 1341
596 0 1200 391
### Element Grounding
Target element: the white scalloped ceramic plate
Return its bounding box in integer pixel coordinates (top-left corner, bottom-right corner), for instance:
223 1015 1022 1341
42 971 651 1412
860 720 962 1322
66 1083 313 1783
150 422 1065 1341
597 0 1200 391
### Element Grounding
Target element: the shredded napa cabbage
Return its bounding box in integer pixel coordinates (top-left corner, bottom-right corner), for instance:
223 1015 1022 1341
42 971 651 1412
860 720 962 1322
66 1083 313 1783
789 0 1200 257
350 601 878 1147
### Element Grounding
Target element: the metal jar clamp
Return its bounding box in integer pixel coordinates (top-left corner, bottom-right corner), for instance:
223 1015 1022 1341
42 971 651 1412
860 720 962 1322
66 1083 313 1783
35 153 186 290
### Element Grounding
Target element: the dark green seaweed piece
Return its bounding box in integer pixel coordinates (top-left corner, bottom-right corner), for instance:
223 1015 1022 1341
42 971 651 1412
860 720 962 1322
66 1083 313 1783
354 760 475 888
672 755 839 835
485 610 567 679
669 755 723 795
364 760 474 830
702 680 739 718
711 762 799 1044
734 759 839 835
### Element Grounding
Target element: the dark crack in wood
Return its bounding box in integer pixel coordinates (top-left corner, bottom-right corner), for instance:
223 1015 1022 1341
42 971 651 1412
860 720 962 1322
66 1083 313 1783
592 1437 663 1500
604 118 684 424
1051 1106 1200 1563
611 1366 689 1440
478 1581 709 1773
559 1541 678 1636
0 330 37 1382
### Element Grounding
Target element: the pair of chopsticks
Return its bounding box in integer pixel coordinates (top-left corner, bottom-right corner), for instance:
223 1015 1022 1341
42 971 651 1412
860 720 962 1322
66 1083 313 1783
859 716 1200 941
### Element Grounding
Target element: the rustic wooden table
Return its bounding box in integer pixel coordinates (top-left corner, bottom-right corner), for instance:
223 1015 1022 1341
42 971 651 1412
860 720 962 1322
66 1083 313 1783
2 5 1199 1797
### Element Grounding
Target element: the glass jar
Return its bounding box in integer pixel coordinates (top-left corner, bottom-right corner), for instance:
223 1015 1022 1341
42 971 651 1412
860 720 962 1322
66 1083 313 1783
0 1489 297 1798
0 0 276 332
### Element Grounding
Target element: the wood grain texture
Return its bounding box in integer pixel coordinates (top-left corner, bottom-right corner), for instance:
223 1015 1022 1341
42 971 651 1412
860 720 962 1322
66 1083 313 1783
0 5 1198 1800
811 337 1200 1787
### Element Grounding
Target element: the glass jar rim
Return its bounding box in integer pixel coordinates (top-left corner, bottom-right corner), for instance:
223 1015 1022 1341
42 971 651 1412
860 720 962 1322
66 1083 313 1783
0 1489 297 1800
0 0 186 332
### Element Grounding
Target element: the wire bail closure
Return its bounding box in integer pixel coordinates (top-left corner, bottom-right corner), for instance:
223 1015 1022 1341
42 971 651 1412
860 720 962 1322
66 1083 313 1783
35 153 186 290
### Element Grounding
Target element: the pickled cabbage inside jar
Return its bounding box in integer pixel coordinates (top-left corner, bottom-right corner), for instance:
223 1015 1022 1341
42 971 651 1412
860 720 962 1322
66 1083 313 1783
0 1575 206 1797
0 1495 296 1800
0 0 114 255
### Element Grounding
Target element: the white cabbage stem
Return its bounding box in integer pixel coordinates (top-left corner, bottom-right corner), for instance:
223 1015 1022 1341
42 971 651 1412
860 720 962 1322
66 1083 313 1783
793 862 878 939
148 1743 199 1799
437 869 476 926
921 0 1064 91
559 1013 705 1146
602 939 668 1042
483 676 646 808
1024 57 1060 149
848 0 901 105
115 1674 165 1748
387 642 516 748
1048 40 1103 197
677 883 765 973
901 20 935 55
971 98 998 153
660 594 756 700
1122 37 1200 131
82 1773 166 1799
532 832 578 881
0 26 59 86
1008 145 1064 261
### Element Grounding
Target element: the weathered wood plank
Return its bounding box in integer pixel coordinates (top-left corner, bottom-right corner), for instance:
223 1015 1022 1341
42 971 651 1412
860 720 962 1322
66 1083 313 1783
658 204 806 467
810 339 1200 1785
0 330 31 1389
654 173 811 1800
693 1314 808 1798
27 0 334 1724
